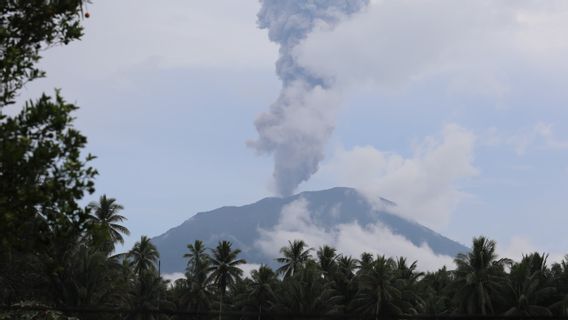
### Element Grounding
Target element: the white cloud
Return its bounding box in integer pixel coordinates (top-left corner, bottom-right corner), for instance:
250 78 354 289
499 236 565 265
162 272 185 283
255 198 453 271
294 0 568 96
483 122 568 155
313 124 477 229
241 263 263 279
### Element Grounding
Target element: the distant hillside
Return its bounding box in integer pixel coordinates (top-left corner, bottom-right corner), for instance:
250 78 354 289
152 187 468 273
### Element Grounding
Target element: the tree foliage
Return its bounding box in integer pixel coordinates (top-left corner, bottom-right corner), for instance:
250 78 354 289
0 0 86 107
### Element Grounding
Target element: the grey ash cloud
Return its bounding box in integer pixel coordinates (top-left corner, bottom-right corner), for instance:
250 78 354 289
249 0 369 196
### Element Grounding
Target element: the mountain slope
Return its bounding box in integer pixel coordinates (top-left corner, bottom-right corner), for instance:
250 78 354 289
152 187 468 273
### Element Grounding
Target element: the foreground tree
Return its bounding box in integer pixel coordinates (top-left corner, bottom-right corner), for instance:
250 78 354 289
353 256 403 320
87 195 130 252
0 93 97 254
453 236 510 315
276 240 312 279
129 236 160 278
184 240 209 275
208 240 246 319
505 253 555 316
0 0 85 107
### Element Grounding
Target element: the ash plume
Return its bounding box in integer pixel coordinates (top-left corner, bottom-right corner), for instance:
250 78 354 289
249 0 369 196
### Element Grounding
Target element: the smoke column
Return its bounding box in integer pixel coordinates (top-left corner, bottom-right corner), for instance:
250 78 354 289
250 0 369 196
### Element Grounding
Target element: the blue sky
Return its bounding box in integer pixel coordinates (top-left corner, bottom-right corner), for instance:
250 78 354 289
17 0 568 260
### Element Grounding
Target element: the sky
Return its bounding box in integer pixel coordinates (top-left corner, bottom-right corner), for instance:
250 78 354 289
16 0 568 262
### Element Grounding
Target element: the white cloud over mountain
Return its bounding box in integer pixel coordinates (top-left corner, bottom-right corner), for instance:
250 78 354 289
256 198 454 271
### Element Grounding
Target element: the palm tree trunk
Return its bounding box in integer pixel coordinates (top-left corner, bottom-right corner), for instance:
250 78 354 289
376 300 380 320
219 293 223 320
258 304 262 320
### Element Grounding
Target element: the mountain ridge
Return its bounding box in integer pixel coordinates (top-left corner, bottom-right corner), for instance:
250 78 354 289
152 187 468 273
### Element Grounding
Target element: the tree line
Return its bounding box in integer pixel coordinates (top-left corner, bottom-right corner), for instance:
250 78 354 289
3 196 568 319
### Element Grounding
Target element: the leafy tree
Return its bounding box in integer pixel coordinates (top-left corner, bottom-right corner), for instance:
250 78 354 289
276 240 312 279
0 92 97 253
0 0 86 107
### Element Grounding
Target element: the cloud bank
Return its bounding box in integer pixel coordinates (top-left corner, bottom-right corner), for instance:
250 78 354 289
312 124 477 229
256 198 454 271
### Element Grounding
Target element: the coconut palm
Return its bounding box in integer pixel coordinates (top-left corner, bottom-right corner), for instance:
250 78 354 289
207 240 246 319
357 252 375 275
550 256 568 315
182 240 212 313
184 240 209 275
247 265 278 318
328 255 358 314
87 195 130 252
275 261 330 315
353 255 403 320
505 253 555 316
394 257 424 315
453 236 510 315
337 255 357 279
418 267 453 315
276 240 312 279
317 245 338 277
129 236 159 277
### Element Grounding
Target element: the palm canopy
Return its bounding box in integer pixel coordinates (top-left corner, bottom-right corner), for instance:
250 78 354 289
248 265 278 312
128 235 159 277
184 240 209 276
276 240 313 279
353 255 403 319
454 236 510 315
87 195 130 248
505 252 555 316
207 240 246 297
317 245 338 275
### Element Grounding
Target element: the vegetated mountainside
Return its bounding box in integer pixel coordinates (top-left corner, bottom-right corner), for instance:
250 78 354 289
152 187 468 273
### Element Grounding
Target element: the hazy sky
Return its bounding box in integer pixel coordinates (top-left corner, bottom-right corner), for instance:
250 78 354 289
17 0 568 259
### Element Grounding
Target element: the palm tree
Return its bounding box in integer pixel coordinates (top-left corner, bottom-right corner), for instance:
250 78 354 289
275 261 330 315
129 236 159 278
357 252 374 275
276 240 312 279
353 255 402 320
505 253 555 316
87 195 130 252
182 240 211 314
184 240 209 275
551 255 568 315
418 267 453 315
453 236 510 315
207 240 246 320
329 255 358 313
248 265 277 319
317 245 338 277
394 257 423 315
